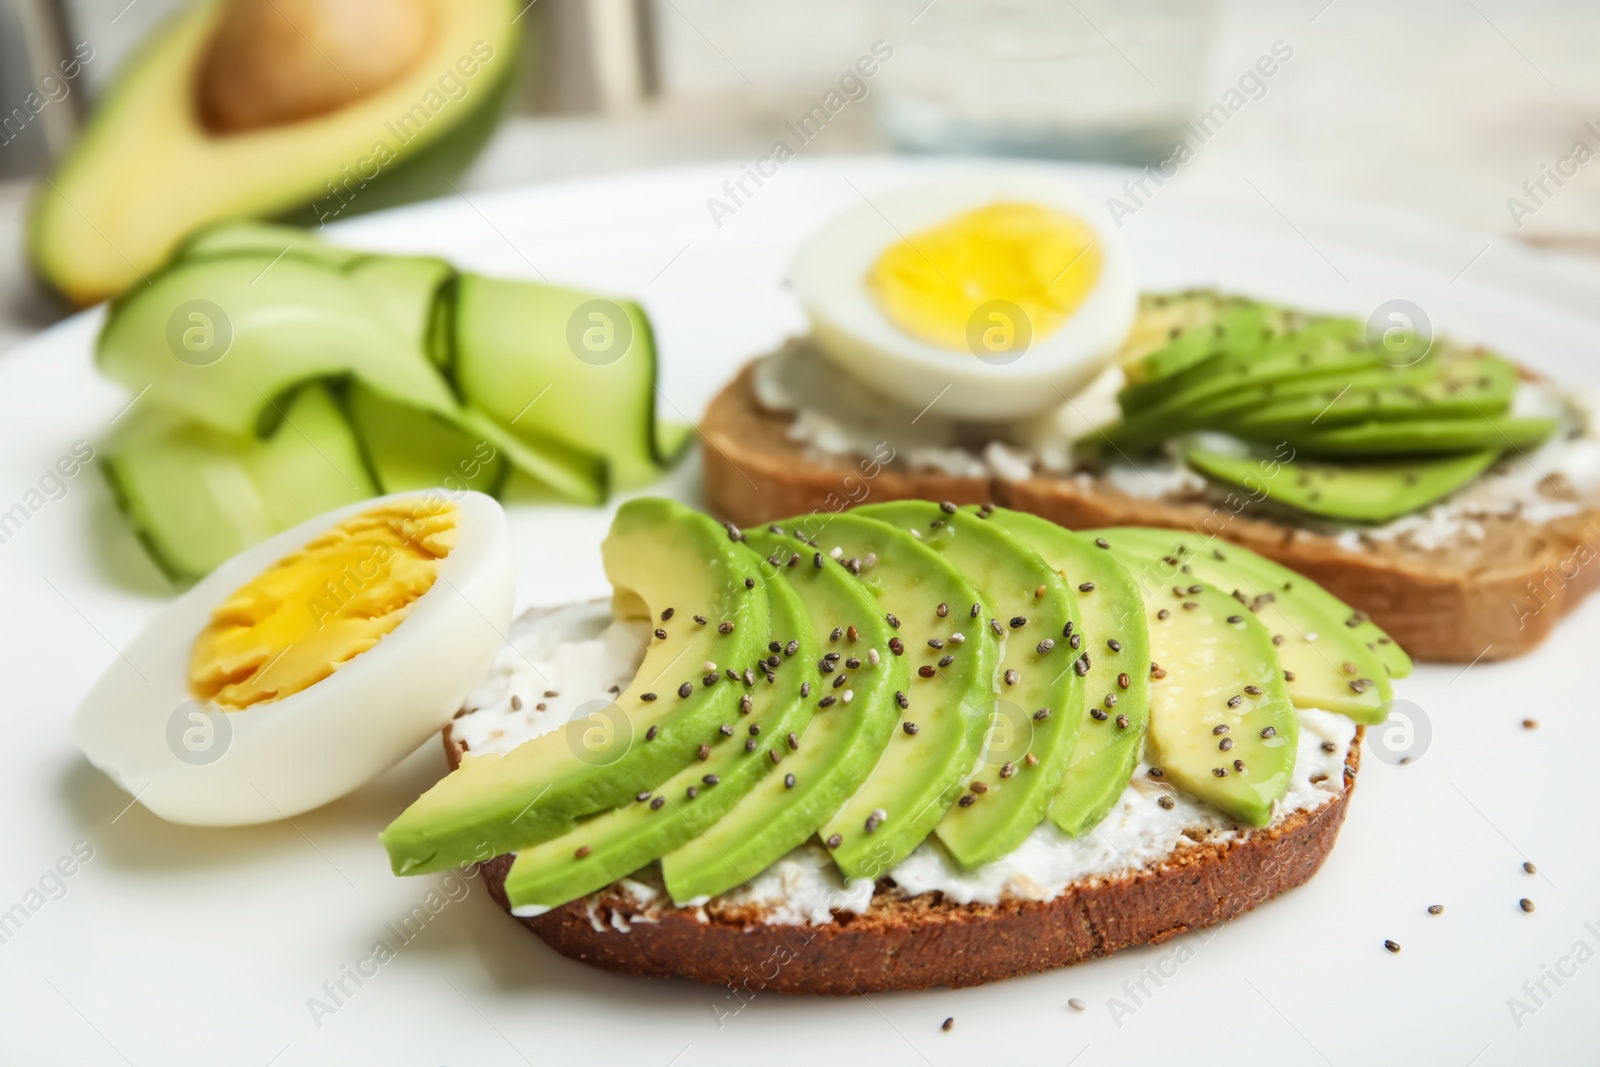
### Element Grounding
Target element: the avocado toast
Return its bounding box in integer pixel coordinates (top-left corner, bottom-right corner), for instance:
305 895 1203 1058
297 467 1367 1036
382 498 1399 993
700 292 1600 663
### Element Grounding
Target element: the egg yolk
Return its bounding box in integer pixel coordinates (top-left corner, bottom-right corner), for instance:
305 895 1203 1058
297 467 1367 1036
189 500 458 711
866 202 1103 353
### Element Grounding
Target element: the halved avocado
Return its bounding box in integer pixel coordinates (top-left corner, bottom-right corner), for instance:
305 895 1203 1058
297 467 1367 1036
27 0 521 306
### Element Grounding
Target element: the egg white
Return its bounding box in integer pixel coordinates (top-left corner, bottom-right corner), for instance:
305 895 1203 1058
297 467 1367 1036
72 490 514 826
790 172 1138 420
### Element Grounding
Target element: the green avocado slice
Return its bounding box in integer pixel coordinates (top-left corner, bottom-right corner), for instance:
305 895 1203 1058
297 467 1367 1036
658 526 906 903
380 498 771 875
26 0 520 306
983 510 1152 838
1120 317 1362 418
1185 445 1500 524
856 502 1084 868
1229 354 1518 434
501 568 818 911
1102 528 1411 679
1095 528 1392 723
1281 415 1559 457
1107 553 1298 826
1121 297 1283 389
783 513 998 882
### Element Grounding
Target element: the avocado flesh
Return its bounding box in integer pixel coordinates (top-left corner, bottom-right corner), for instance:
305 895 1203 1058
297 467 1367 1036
1230 354 1517 435
26 0 520 305
502 571 818 911
379 499 771 875
1186 445 1500 524
787 513 998 882
1099 528 1412 680
1096 528 1390 723
1118 320 1367 427
174 221 364 268
1109 553 1299 826
1122 296 1284 388
660 528 906 902
1120 303 1310 410
1283 415 1558 457
854 503 1084 867
984 510 1152 838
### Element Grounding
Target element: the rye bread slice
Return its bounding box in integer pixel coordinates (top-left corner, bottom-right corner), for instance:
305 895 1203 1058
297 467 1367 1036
443 718 1360 995
700 361 1600 663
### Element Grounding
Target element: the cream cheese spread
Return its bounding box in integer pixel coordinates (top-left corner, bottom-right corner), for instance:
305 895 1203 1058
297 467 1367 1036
460 605 1357 926
752 338 1600 553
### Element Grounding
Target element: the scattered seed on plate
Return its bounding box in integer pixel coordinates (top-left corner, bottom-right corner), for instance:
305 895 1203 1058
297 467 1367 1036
1384 939 1401 953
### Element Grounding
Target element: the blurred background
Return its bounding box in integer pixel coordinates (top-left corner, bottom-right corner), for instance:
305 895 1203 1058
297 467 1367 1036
4 0 1600 349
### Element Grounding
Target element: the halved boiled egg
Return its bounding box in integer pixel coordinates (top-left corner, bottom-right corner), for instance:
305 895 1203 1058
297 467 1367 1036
791 173 1137 419
73 491 513 826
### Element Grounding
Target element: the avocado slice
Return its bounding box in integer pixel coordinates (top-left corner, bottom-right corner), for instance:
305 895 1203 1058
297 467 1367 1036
380 499 772 875
1284 415 1558 457
173 221 363 269
782 513 998 882
1096 528 1392 723
658 526 906 902
1186 445 1500 524
27 0 521 305
1107 553 1299 826
983 510 1152 839
501 567 818 911
1120 294 1286 389
856 502 1084 868
1230 353 1517 435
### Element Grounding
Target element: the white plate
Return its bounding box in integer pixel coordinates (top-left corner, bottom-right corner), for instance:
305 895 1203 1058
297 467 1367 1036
1 158 1597 1066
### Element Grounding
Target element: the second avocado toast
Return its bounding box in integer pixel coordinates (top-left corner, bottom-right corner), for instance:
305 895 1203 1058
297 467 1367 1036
381 497 1406 992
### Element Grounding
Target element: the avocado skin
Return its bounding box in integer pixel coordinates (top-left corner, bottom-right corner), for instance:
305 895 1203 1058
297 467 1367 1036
24 0 525 307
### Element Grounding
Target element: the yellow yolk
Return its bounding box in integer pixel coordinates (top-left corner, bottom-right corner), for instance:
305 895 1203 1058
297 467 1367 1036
866 201 1102 352
189 500 458 710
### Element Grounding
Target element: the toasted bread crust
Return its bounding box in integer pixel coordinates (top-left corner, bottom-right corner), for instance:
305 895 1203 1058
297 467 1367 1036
445 723 1359 995
701 362 1600 662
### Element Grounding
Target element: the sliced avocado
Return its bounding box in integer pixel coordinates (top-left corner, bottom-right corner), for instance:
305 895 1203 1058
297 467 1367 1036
1120 301 1303 409
1107 554 1298 826
380 499 771 875
449 274 684 489
1284 415 1558 457
983 510 1151 838
1119 319 1368 425
659 526 905 903
502 569 818 911
855 502 1083 867
27 0 520 306
784 513 997 882
1186 445 1500 523
1096 528 1391 723
101 382 374 581
1230 353 1517 435
344 382 506 496
1104 527 1411 679
1120 294 1287 388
